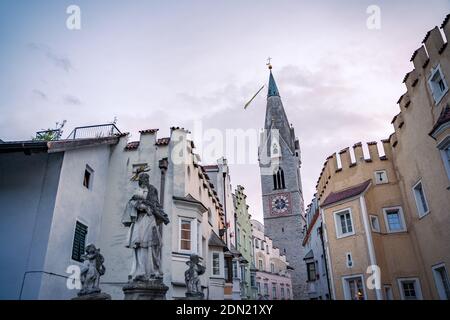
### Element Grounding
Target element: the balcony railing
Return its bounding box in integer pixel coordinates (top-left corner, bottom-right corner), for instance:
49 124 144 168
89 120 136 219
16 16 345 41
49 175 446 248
66 123 121 140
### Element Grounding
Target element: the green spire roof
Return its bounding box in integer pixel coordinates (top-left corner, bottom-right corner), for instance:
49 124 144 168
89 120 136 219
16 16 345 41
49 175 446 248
267 70 280 97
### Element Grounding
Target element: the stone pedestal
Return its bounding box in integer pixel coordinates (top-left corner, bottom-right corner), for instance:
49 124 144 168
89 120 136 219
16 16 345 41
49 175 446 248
72 292 111 300
185 292 205 300
123 279 169 300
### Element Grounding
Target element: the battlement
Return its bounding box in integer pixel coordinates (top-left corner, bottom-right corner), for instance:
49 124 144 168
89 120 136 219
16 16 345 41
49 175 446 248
393 14 450 148
315 140 392 200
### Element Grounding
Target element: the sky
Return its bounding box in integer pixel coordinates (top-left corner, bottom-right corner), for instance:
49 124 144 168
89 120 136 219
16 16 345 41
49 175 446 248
1 0 449 222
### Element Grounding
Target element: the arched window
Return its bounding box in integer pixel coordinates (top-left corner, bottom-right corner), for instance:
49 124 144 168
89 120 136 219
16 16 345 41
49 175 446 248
273 168 286 190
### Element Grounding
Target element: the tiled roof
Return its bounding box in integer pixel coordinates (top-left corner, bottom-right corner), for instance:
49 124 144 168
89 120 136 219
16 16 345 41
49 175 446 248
208 231 227 248
156 137 170 146
321 180 371 207
125 141 140 150
430 105 450 137
139 128 159 134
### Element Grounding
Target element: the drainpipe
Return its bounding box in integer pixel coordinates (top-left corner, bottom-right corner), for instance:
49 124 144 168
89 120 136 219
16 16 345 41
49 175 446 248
359 194 383 300
318 222 332 300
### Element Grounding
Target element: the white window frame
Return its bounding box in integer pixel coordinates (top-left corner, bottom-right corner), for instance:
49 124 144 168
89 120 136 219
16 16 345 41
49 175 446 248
438 137 450 182
428 64 449 105
211 252 222 277
412 180 430 218
432 263 450 300
397 277 423 300
342 274 367 300
374 170 388 185
383 207 407 233
178 218 197 253
369 215 381 233
333 208 355 239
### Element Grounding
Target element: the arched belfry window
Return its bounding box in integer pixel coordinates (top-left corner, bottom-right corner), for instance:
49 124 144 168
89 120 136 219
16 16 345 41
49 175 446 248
273 168 286 190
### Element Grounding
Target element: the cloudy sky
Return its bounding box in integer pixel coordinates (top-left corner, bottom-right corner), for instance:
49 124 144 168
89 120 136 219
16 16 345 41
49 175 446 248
0 0 449 222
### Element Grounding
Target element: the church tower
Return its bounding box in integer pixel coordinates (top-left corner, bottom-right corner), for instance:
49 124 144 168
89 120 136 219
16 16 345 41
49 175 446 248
258 64 308 300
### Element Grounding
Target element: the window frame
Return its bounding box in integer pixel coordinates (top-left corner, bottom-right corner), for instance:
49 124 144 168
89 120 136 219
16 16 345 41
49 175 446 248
306 262 316 281
397 277 423 300
333 208 355 239
83 165 94 190
437 137 450 182
383 207 407 233
179 218 196 253
428 64 449 105
342 274 367 300
412 180 430 218
212 252 221 276
432 263 450 300
369 215 381 233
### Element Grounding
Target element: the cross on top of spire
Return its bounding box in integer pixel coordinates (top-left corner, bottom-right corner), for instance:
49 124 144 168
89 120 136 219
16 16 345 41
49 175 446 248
266 57 273 70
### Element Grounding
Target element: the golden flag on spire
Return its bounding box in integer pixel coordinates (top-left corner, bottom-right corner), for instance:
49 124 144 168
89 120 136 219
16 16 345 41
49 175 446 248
244 85 264 109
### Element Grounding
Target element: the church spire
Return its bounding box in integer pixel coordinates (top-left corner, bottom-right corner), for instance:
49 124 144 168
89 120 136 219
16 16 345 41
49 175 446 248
264 64 295 152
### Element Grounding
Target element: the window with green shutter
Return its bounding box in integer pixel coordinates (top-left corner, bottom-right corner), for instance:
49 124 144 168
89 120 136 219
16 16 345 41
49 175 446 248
72 221 88 262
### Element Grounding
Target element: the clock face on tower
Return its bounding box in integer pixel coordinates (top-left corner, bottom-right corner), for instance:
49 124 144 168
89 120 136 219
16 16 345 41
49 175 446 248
269 193 292 216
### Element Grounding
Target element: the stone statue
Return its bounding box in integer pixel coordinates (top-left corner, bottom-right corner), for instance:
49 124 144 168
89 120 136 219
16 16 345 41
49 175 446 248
78 244 106 296
122 172 170 282
184 254 206 298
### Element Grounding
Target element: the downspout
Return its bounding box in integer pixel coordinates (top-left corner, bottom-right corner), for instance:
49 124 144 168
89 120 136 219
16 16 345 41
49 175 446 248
222 172 228 247
319 222 332 300
359 194 383 300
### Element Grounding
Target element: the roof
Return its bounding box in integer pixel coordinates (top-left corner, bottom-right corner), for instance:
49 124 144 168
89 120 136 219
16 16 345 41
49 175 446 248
429 105 450 138
268 70 280 97
202 165 219 171
125 141 139 150
303 249 314 260
0 136 120 154
321 179 371 208
156 137 170 146
208 231 227 248
139 128 159 134
172 194 208 213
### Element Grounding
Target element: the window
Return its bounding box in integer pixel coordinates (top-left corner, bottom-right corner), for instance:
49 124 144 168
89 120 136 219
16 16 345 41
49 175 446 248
374 170 388 184
398 278 422 300
243 234 246 250
346 252 353 268
207 209 212 225
236 227 240 245
266 244 269 254
212 253 220 276
83 165 94 189
280 287 285 300
270 263 275 273
250 273 256 287
307 262 316 281
232 260 238 278
255 239 259 249
240 265 246 281
412 180 429 217
180 219 192 251
334 209 354 238
272 283 277 299
384 285 393 300
383 207 406 233
264 283 269 296
439 140 450 181
273 168 286 190
72 221 88 262
258 259 263 270
256 282 261 294
343 275 366 300
286 288 290 300
370 215 380 232
432 264 450 300
428 64 449 104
